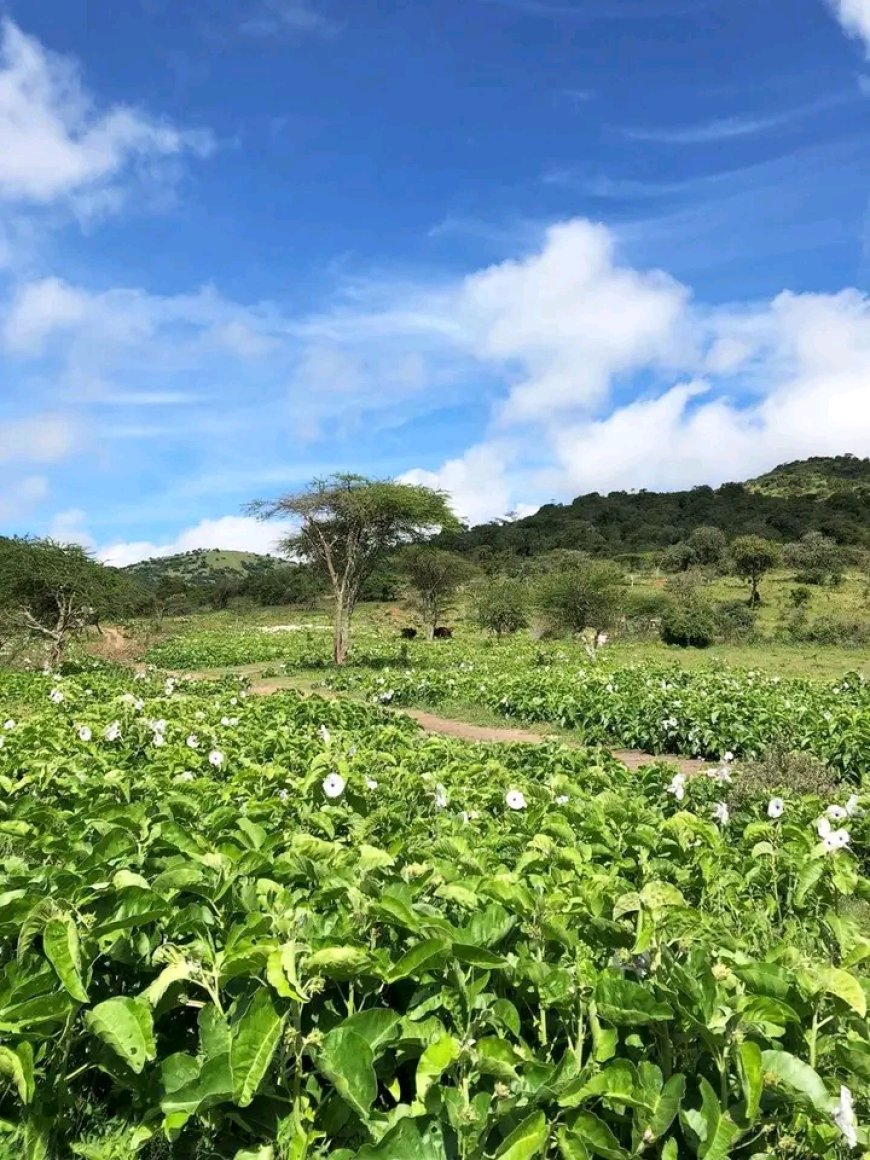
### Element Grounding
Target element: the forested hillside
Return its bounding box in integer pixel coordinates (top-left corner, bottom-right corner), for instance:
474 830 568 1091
444 455 870 561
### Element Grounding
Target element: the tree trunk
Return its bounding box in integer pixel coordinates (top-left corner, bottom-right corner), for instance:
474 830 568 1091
333 603 351 665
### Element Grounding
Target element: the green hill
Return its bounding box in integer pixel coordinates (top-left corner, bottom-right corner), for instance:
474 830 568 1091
123 549 283 590
444 454 870 562
746 455 870 499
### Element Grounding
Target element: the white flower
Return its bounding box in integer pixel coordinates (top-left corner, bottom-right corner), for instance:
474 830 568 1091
186 734 199 750
666 774 686 801
152 732 165 747
833 1085 858 1150
77 725 92 742
707 765 732 783
767 797 785 820
506 789 527 811
827 804 848 821
319 725 331 744
723 751 734 762
164 679 176 695
846 794 861 818
149 719 167 733
712 802 730 825
104 721 121 742
555 794 569 806
322 772 345 798
209 749 225 768
434 783 448 809
817 815 832 838
278 788 289 802
195 710 205 721
121 692 136 706
824 828 850 854
133 671 147 681
49 688 64 704
365 777 378 790
230 697 238 706
220 716 232 727
179 771 195 782
3 719 15 731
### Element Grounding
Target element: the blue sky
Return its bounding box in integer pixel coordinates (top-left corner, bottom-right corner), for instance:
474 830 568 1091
1 0 869 562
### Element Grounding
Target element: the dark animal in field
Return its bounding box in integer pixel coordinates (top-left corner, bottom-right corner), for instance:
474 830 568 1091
400 627 418 639
433 626 454 639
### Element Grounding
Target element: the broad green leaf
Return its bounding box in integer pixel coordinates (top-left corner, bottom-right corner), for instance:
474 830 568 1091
794 861 825 906
85 997 155 1074
644 1073 685 1140
0 1044 32 1104
559 1060 638 1109
563 1112 628 1160
556 1128 590 1160
494 1110 549 1159
316 1027 376 1120
231 988 285 1107
594 974 673 1025
452 943 507 969
42 914 88 1003
355 1118 447 1159
817 967 866 1017
416 1034 461 1103
160 1053 233 1116
199 1004 231 1059
760 1050 831 1114
234 1148 274 1160
387 938 448 982
141 960 198 1007
266 944 308 1002
340 1009 400 1056
306 945 371 979
696 1076 740 1160
737 1041 762 1122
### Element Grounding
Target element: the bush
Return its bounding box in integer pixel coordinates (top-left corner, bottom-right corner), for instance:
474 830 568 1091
786 615 870 648
732 744 840 806
713 600 757 642
473 578 528 638
660 601 716 648
535 562 623 637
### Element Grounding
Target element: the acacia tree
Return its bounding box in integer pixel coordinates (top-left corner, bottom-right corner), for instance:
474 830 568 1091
535 562 623 637
731 535 779 606
249 474 459 664
398 547 475 639
473 577 528 639
0 538 130 665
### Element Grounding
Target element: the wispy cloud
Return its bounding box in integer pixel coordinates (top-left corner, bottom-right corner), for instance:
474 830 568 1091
623 91 851 144
240 0 341 37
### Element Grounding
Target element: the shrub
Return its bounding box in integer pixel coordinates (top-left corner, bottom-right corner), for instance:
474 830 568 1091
535 562 623 637
713 600 757 642
660 601 716 648
732 744 840 806
787 615 870 648
473 577 528 638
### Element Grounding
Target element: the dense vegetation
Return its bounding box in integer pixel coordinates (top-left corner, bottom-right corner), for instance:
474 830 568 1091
0 662 868 1157
443 456 870 562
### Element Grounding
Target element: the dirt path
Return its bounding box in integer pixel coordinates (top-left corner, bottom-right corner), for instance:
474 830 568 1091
182 670 704 775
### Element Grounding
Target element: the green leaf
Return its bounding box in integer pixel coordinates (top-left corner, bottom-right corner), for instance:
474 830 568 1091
737 1041 762 1122
85 997 155 1074
594 973 673 1025
494 1110 549 1159
316 1027 376 1120
355 1118 447 1159
306 945 371 980
563 1112 628 1160
0 1044 32 1104
695 1076 740 1160
817 966 867 1017
416 1034 461 1103
42 914 88 1003
234 1149 274 1160
340 1009 400 1056
794 861 825 905
387 938 448 982
231 988 285 1107
645 1073 685 1140
760 1050 831 1114
199 1004 231 1059
452 943 507 969
556 1128 590 1160
559 1060 638 1109
160 1053 233 1116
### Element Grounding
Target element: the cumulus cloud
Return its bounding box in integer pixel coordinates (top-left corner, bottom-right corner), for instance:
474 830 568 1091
458 220 689 422
0 18 212 208
826 0 870 53
400 442 522 526
98 515 293 567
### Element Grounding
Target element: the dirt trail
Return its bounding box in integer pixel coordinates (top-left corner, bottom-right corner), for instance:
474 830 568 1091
200 672 705 775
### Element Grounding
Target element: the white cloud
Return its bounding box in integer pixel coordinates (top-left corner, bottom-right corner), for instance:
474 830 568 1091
458 220 689 422
0 414 79 462
0 18 212 208
98 515 293 567
827 0 870 53
240 0 340 36
47 508 94 548
400 223 870 520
